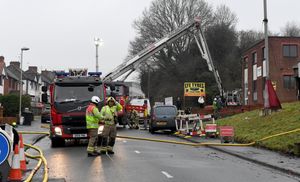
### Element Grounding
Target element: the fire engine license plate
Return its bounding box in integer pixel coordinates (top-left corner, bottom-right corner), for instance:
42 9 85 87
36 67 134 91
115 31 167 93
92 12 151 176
156 121 167 126
73 134 87 138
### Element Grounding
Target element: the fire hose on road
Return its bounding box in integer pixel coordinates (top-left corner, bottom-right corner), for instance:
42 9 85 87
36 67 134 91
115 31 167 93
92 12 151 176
117 127 300 147
17 128 300 181
17 131 49 182
23 143 48 182
19 128 300 147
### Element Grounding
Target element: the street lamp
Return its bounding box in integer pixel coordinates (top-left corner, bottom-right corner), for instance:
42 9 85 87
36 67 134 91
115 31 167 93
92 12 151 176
94 37 103 72
19 47 30 124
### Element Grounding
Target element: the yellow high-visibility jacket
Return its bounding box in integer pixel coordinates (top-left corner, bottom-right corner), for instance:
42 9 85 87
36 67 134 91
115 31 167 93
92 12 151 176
100 103 122 125
86 104 102 129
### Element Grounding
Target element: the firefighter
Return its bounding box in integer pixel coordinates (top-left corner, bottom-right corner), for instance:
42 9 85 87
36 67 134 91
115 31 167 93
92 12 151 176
98 97 122 154
143 100 148 130
86 96 102 157
129 109 139 129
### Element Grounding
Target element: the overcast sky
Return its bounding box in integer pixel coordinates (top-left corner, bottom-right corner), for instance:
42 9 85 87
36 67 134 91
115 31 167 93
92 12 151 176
1 0 299 80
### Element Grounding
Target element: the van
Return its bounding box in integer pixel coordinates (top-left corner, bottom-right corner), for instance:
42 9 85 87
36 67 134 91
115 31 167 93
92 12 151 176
149 105 177 133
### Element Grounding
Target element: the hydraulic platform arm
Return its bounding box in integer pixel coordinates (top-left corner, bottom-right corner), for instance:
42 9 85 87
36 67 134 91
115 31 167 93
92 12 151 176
103 17 224 96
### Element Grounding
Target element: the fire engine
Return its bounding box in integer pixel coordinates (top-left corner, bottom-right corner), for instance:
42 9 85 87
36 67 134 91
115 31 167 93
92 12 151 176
42 69 107 147
104 81 129 127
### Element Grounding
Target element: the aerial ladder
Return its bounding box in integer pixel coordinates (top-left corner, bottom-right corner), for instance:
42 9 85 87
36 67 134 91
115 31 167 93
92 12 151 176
103 17 224 96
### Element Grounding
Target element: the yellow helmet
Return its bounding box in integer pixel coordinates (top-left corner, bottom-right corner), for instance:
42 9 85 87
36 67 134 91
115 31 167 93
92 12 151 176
106 97 115 104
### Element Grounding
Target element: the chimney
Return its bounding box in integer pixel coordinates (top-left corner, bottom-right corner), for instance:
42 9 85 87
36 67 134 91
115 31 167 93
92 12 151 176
0 56 4 63
28 66 38 73
10 61 20 68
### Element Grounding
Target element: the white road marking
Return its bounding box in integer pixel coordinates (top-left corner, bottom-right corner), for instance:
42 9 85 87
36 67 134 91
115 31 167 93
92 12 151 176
134 150 141 154
161 171 173 179
123 140 127 143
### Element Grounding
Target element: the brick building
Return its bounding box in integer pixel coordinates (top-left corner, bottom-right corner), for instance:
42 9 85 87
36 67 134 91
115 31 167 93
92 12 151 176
242 36 300 106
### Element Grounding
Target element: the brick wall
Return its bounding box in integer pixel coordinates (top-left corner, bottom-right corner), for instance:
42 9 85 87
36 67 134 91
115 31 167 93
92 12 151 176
242 37 300 106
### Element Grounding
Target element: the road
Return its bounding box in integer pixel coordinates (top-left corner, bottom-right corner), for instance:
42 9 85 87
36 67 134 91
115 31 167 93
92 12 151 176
19 122 299 182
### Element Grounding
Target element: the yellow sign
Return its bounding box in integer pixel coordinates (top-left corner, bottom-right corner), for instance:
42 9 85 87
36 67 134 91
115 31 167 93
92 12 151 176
184 82 205 97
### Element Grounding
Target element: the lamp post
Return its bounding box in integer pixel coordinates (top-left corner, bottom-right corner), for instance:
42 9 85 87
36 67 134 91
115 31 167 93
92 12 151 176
94 37 103 72
263 0 270 111
19 47 30 124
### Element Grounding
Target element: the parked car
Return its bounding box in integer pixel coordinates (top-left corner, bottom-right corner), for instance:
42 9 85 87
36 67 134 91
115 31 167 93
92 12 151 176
149 105 177 134
41 104 51 123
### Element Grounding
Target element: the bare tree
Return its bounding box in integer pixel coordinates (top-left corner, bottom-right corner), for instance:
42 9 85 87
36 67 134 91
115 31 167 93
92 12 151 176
129 0 214 57
128 0 240 104
212 5 238 28
280 21 300 37
238 30 264 52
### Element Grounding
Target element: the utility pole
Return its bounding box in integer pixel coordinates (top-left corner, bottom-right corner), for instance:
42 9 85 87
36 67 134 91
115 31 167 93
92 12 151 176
263 0 270 113
263 0 269 80
94 38 103 72
19 47 30 124
147 67 150 99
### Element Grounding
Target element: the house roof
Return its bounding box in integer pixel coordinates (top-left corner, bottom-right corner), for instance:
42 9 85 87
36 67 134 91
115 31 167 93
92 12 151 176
7 64 29 81
5 67 19 81
24 71 37 82
41 71 55 84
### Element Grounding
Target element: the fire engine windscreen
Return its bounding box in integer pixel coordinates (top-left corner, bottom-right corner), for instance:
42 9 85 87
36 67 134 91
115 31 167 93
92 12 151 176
106 85 124 97
54 84 104 103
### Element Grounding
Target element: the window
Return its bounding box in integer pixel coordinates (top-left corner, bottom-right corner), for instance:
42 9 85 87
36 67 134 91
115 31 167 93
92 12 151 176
262 47 266 60
253 80 257 92
244 57 248 68
253 91 258 101
252 52 257 64
283 75 295 89
283 45 298 57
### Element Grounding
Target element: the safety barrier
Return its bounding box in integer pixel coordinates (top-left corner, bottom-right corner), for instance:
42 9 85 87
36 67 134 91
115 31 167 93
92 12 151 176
175 114 215 137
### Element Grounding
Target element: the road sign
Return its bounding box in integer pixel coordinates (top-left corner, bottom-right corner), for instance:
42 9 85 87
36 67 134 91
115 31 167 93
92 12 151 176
205 124 217 133
219 126 234 137
0 132 11 165
184 82 205 97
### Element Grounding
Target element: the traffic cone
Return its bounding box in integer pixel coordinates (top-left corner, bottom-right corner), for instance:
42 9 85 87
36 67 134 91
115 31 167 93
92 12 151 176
19 134 27 171
8 144 22 181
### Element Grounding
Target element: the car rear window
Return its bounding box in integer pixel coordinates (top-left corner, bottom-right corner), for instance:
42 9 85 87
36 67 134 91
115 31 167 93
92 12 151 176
154 106 176 115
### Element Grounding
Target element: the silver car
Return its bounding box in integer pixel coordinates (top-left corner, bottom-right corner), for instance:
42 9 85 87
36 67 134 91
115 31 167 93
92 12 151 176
149 105 177 133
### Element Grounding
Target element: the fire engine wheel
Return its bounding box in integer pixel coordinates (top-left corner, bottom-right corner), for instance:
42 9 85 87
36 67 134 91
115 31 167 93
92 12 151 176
51 138 65 148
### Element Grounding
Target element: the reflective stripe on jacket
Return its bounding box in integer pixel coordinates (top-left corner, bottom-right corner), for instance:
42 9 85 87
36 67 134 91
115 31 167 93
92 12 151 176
86 104 102 129
100 103 123 125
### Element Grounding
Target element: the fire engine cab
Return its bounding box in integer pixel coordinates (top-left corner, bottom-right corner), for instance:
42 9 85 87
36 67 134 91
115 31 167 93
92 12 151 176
42 69 105 147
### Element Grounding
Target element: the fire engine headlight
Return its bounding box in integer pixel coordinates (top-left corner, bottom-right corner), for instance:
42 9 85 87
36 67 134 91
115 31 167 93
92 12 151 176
54 127 62 136
98 125 104 135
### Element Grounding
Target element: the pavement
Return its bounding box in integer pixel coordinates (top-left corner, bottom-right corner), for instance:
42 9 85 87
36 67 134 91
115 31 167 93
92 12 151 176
175 134 300 178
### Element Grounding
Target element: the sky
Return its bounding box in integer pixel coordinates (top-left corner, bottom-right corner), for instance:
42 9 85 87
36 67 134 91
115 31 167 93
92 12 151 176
1 0 299 81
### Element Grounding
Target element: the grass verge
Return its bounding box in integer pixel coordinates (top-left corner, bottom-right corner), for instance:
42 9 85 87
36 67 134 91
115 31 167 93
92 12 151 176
217 102 300 156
